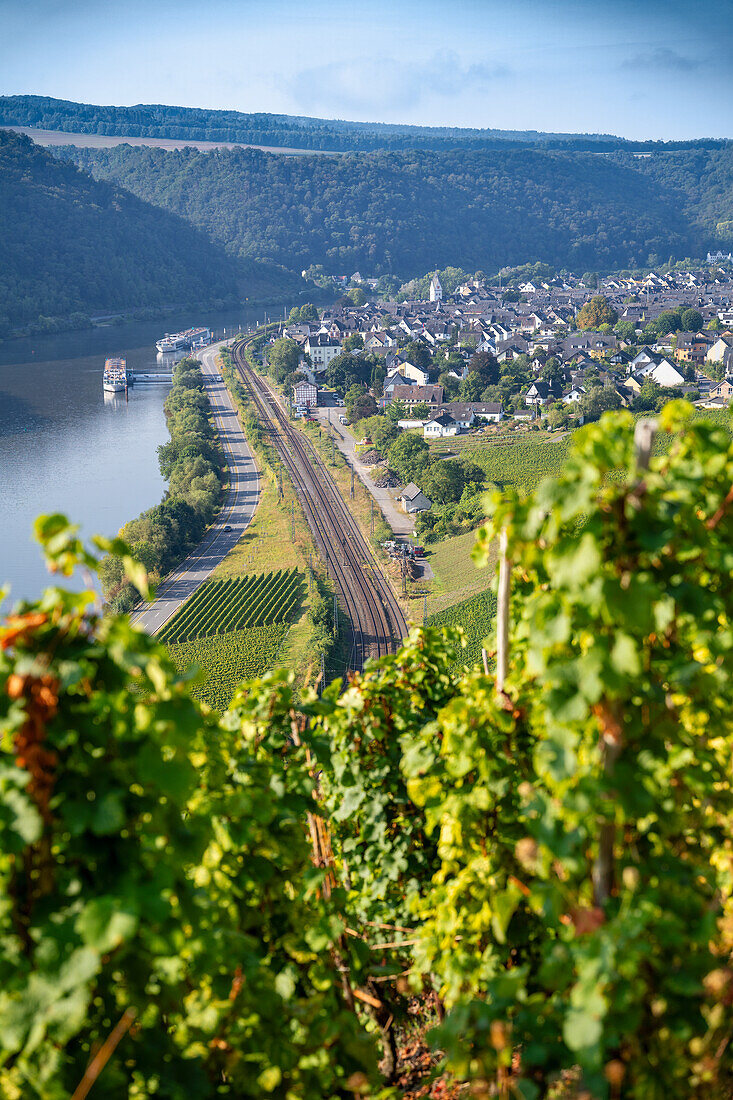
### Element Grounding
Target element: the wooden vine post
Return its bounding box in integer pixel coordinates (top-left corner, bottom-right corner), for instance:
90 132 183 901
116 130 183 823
495 525 511 698
592 417 657 908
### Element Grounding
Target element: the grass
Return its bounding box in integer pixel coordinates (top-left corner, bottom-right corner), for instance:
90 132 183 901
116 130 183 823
212 474 304 578
422 528 496 616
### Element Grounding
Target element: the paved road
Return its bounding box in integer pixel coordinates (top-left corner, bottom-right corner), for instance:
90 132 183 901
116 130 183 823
312 406 415 536
132 341 260 634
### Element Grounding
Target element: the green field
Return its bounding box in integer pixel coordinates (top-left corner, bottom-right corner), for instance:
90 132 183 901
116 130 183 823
428 588 497 671
167 623 288 710
159 570 304 644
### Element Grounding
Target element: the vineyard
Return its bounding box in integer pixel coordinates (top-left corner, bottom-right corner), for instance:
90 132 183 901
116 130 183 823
161 569 305 710
167 623 288 710
159 570 304 644
428 587 497 669
453 434 570 491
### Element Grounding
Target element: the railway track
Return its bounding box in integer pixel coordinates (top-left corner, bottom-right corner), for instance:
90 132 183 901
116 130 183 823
232 336 407 673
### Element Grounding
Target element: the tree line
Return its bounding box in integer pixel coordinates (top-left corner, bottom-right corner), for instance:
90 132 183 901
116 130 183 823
99 357 225 611
0 131 242 333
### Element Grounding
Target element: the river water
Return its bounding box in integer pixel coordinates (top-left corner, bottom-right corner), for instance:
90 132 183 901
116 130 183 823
0 305 282 606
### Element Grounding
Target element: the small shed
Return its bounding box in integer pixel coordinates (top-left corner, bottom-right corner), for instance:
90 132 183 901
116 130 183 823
400 483 432 514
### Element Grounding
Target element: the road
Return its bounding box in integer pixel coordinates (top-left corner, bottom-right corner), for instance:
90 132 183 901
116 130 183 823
312 404 415 536
132 341 260 635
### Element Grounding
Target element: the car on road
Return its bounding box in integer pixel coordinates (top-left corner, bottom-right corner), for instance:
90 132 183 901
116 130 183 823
224 524 232 532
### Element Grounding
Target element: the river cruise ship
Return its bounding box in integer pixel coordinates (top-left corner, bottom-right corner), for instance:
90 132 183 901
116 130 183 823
103 357 127 392
155 327 211 354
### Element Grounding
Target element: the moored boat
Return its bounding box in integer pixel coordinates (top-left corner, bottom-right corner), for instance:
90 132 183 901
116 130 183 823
103 357 127 392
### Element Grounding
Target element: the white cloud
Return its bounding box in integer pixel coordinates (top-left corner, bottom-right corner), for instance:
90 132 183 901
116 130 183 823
289 50 510 118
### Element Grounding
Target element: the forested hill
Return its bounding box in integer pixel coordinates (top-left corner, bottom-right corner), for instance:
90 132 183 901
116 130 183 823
3 94 731 154
0 131 298 332
0 94 623 152
58 142 722 275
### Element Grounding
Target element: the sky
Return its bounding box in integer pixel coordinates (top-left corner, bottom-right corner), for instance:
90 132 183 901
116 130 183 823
1 0 731 140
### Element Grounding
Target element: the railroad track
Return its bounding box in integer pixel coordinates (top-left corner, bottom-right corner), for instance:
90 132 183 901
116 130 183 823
232 336 407 673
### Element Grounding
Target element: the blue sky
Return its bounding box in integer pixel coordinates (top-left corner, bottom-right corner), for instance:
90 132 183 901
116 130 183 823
1 0 731 139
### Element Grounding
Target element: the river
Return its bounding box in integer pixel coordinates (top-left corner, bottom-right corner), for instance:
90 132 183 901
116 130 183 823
0 305 283 606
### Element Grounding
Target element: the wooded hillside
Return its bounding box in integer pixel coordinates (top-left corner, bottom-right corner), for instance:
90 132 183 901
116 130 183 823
58 142 721 275
0 131 298 332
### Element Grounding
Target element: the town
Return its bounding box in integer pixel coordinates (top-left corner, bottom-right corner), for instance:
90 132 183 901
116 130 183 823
283 262 733 432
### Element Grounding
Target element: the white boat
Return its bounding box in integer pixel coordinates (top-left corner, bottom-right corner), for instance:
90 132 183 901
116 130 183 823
155 327 211 354
103 357 127 392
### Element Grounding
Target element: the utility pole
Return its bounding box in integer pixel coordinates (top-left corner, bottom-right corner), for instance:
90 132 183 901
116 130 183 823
350 465 355 499
291 500 295 537
370 497 374 534
333 593 338 635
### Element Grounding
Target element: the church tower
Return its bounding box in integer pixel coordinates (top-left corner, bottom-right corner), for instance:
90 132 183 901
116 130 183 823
429 272 443 303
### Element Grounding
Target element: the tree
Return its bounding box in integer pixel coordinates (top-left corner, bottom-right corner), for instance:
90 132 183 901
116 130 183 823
468 351 499 386
385 399 407 423
404 342 432 371
614 319 637 342
541 357 564 387
580 385 622 422
411 402 431 419
346 287 367 306
708 316 722 333
343 333 364 352
655 309 685 336
460 373 485 402
438 372 461 400
349 391 378 423
546 399 571 429
576 295 618 330
420 459 467 504
267 337 300 383
681 307 703 332
387 433 430 482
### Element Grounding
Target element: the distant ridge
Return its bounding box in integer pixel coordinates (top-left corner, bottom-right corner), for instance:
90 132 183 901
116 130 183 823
1 94 728 154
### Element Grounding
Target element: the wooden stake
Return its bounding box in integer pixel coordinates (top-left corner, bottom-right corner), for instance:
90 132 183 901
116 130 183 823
71 1008 136 1100
495 527 510 695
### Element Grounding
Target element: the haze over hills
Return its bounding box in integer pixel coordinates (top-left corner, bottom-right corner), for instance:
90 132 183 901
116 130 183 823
1 94 729 154
0 130 300 333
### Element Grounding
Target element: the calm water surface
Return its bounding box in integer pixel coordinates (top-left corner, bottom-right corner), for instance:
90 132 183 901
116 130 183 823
0 306 278 605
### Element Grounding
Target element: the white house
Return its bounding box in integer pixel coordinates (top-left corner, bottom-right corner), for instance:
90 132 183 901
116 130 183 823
639 357 685 387
305 333 342 373
525 380 562 406
563 386 586 404
398 361 430 386
400 483 432 513
423 411 459 438
707 336 733 364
